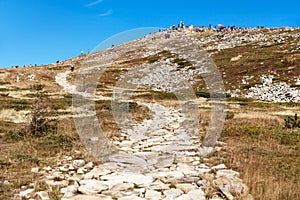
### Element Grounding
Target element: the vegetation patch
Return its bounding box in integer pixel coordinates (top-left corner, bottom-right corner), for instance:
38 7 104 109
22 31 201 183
0 99 31 111
132 91 177 100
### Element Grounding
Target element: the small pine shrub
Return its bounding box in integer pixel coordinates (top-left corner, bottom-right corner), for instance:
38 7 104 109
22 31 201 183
27 84 57 137
284 114 300 129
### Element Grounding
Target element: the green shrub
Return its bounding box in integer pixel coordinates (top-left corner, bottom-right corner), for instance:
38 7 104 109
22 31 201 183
225 111 235 120
275 129 300 146
38 134 74 151
16 154 39 164
195 91 210 98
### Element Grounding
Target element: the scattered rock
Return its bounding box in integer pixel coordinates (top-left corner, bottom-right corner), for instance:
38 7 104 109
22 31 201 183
187 189 206 200
19 188 34 198
73 160 86 168
3 180 11 186
61 185 78 198
230 55 243 62
163 188 183 199
212 164 227 170
176 183 198 193
246 75 300 102
144 189 162 199
31 167 39 173
36 191 50 200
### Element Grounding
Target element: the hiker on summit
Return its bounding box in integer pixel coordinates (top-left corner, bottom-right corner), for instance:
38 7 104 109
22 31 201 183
70 64 75 72
180 21 184 29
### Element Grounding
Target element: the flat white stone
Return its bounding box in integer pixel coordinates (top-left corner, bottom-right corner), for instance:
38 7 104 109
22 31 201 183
78 180 109 194
61 185 78 198
43 166 52 172
150 171 184 180
31 167 39 173
110 182 134 191
84 168 112 179
212 164 227 170
36 191 50 200
154 155 175 168
148 181 170 191
73 160 86 168
19 188 34 198
145 189 162 199
109 152 147 166
216 169 240 178
187 189 206 200
163 188 183 199
176 183 197 194
84 162 94 169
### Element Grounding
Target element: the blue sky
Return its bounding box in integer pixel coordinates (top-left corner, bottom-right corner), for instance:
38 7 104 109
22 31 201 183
0 0 299 68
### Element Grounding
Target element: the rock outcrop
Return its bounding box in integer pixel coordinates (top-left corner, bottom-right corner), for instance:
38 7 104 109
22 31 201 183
246 75 300 102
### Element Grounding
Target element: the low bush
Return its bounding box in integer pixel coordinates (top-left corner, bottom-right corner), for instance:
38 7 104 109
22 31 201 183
284 114 300 129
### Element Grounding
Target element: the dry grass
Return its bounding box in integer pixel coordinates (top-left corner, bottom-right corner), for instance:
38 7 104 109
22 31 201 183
206 114 300 200
0 117 91 199
95 100 150 138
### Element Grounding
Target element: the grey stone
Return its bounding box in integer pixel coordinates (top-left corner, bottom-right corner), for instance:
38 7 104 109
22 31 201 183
19 188 34 198
84 162 94 169
84 167 112 179
163 188 183 199
186 189 206 200
73 160 86 168
61 185 78 198
145 189 162 199
148 181 170 191
31 167 39 173
36 191 50 200
216 169 240 178
111 182 134 191
109 152 147 167
154 154 175 169
176 183 197 194
78 180 109 194
3 180 10 186
134 152 159 165
212 164 227 170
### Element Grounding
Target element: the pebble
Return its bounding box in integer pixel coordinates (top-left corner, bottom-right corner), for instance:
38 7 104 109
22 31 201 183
73 160 86 168
36 191 50 200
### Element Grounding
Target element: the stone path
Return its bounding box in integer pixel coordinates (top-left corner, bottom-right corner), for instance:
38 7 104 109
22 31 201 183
19 97 252 199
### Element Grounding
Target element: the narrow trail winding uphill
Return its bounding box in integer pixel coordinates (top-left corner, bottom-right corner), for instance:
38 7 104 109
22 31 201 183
20 30 254 200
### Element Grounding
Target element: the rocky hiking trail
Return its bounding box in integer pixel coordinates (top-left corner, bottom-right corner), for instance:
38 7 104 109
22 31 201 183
16 30 253 200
